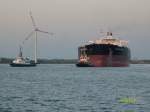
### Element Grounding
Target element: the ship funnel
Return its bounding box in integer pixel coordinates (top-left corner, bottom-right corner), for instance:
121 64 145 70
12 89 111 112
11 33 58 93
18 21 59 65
107 32 112 36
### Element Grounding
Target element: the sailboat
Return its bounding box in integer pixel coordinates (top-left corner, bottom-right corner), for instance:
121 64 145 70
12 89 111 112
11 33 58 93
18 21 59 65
10 46 36 67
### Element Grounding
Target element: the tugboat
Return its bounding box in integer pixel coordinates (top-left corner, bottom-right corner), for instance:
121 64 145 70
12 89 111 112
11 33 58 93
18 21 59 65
10 46 36 67
76 53 93 67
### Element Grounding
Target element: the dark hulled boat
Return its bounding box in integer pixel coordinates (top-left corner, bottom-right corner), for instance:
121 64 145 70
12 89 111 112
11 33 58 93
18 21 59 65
10 46 36 67
10 62 36 67
76 32 131 67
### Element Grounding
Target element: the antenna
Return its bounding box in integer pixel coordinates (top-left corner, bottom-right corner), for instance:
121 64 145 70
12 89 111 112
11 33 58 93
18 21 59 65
98 28 120 39
99 29 106 37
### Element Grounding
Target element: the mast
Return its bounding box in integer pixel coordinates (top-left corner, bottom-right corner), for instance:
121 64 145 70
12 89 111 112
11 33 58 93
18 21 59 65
35 31 37 63
19 45 23 57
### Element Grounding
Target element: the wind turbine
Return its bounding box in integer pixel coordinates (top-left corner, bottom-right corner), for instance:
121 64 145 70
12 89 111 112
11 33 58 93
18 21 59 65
23 11 54 64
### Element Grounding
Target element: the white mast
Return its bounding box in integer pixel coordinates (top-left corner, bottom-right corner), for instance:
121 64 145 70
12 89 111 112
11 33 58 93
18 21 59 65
29 11 37 63
29 11 54 64
35 31 37 63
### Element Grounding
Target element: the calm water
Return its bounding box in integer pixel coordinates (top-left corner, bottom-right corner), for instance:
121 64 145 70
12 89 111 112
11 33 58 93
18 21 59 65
0 64 150 112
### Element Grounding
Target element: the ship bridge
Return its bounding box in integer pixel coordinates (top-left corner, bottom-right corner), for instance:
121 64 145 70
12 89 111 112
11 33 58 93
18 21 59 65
94 32 128 47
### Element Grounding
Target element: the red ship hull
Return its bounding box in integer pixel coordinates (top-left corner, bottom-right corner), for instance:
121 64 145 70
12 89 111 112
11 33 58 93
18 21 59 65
88 55 129 67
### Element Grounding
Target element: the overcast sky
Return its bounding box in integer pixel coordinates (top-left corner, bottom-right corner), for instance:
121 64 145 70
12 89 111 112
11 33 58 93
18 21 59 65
0 0 150 59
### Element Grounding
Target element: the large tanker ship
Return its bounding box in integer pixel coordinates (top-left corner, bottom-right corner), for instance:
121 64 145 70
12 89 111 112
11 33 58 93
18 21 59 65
76 32 131 67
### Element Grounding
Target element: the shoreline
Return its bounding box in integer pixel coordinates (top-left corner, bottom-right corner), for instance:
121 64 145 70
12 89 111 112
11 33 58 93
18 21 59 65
0 58 150 64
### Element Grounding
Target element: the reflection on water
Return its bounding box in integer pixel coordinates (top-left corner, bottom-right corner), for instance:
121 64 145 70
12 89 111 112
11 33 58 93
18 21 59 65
0 64 149 112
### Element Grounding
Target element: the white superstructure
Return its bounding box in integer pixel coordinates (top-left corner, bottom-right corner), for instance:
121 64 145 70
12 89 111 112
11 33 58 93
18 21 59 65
12 46 31 64
93 32 128 47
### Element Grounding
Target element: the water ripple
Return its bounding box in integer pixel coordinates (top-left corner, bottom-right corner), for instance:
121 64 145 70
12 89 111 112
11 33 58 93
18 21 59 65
0 64 149 112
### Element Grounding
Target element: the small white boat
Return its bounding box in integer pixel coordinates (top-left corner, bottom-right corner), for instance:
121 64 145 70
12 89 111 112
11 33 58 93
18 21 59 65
10 46 36 67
